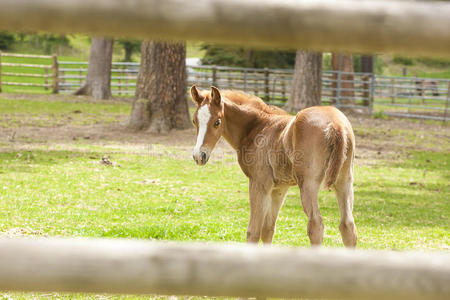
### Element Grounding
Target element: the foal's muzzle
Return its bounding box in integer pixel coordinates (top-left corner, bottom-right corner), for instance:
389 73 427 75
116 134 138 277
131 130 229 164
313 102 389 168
193 151 209 165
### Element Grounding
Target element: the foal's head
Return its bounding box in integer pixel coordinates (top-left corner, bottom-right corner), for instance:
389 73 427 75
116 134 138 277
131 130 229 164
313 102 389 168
190 85 224 166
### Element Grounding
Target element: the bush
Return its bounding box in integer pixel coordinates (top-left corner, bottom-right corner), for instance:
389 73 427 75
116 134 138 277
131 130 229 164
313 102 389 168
0 32 15 50
27 34 71 54
392 56 415 66
201 44 296 69
416 57 450 68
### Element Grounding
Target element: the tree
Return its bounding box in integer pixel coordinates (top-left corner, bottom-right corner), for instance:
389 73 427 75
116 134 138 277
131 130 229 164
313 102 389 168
74 37 113 100
331 53 355 105
117 39 141 62
0 32 15 50
285 51 323 112
128 41 191 133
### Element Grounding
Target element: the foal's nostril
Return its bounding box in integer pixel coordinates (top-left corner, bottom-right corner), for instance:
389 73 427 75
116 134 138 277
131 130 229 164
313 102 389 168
192 154 196 161
201 152 207 164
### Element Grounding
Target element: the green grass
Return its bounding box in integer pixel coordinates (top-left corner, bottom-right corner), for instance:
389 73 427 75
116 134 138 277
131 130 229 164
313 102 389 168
0 95 449 299
416 70 450 79
1 147 448 249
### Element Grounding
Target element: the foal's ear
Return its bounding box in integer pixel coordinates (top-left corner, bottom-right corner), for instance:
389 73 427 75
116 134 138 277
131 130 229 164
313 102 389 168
210 86 221 106
190 85 203 106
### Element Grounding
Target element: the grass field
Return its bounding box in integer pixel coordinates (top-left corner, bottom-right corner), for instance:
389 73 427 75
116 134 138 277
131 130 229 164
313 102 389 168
0 94 449 299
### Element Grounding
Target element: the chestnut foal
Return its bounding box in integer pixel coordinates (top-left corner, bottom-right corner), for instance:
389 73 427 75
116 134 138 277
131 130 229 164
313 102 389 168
191 86 357 247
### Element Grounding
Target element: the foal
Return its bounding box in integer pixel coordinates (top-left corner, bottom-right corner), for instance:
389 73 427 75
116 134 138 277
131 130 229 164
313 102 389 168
191 86 357 247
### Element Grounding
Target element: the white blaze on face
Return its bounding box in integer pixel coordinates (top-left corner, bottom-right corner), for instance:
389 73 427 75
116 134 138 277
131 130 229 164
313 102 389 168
193 104 211 156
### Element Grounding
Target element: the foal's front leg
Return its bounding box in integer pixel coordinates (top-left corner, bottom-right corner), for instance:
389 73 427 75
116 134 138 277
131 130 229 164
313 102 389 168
247 179 272 244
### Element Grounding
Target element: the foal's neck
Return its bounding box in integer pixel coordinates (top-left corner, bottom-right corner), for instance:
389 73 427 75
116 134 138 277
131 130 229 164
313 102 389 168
221 100 261 150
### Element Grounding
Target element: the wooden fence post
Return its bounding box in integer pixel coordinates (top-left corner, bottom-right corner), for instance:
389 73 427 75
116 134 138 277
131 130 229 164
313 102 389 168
212 66 217 87
125 68 129 95
264 67 269 101
60 70 65 91
0 51 2 93
44 68 49 91
391 78 395 103
336 70 342 107
79 68 83 87
118 69 122 96
254 71 258 97
421 79 425 103
243 70 247 92
369 73 375 114
362 75 369 106
52 54 58 93
444 82 450 123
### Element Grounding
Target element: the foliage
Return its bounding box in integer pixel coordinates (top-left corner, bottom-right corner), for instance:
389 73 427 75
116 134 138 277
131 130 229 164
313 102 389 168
416 56 450 68
201 44 296 69
0 31 15 50
13 33 72 54
392 56 415 66
116 38 141 62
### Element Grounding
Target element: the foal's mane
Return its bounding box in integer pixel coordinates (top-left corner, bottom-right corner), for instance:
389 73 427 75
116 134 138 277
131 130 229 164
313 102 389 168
222 90 288 116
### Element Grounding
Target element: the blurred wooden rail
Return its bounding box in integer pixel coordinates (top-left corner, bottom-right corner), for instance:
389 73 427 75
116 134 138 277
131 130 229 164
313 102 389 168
0 0 449 57
0 238 449 299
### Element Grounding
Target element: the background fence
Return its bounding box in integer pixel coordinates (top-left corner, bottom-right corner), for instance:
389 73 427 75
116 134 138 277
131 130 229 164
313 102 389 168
1 53 449 121
0 52 58 94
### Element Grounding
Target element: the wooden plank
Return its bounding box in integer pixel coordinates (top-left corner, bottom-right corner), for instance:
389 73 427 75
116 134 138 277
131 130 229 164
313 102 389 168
0 238 449 299
2 62 51 69
2 72 48 78
0 0 448 57
0 52 53 59
2 82 49 87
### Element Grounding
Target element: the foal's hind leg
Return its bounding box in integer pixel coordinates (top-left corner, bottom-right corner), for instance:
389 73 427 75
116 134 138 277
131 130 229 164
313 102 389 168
299 180 324 246
335 164 358 247
261 186 289 245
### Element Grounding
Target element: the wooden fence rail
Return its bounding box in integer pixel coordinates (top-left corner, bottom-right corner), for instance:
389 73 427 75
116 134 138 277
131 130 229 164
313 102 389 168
0 0 449 57
0 238 449 300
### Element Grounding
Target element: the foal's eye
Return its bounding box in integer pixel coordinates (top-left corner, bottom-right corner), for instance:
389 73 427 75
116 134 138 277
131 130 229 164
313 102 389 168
214 119 221 128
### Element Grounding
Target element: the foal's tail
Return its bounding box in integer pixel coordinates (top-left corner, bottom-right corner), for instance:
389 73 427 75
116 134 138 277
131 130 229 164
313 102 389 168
324 124 349 189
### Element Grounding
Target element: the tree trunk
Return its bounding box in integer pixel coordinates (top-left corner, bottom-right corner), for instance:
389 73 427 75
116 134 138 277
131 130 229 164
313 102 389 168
285 51 322 112
74 37 113 99
361 55 374 107
124 48 132 62
331 53 355 105
361 55 374 73
128 41 191 133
